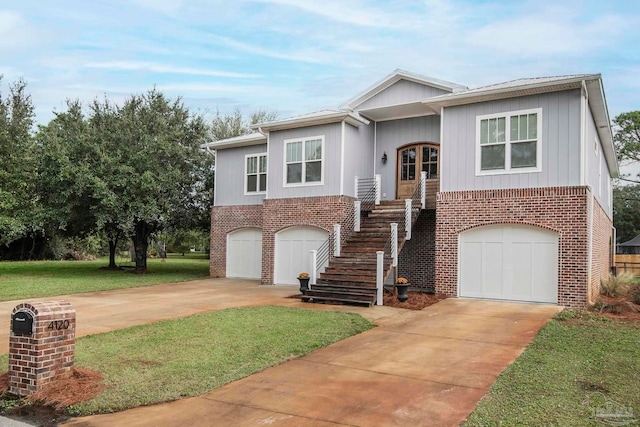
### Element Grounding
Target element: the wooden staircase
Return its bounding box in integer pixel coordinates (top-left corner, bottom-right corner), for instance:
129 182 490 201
301 200 407 306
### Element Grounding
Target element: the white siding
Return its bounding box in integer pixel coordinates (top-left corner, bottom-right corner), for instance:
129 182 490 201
268 123 342 199
441 90 582 192
343 122 375 197
215 144 268 206
358 80 450 111
376 116 440 201
585 104 613 218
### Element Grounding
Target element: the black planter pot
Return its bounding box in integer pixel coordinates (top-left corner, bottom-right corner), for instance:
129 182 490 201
298 277 310 295
395 284 409 302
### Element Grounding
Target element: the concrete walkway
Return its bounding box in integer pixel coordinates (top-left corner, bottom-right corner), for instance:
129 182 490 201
18 280 562 427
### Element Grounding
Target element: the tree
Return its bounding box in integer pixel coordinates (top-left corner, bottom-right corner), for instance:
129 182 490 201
613 110 640 184
210 108 277 141
0 78 38 256
613 184 640 243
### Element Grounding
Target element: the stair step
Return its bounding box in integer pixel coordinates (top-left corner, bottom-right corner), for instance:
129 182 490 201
305 290 375 301
300 295 374 307
312 282 377 292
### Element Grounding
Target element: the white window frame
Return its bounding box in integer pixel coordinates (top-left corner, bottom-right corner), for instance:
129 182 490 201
283 135 325 187
244 153 268 195
475 108 542 176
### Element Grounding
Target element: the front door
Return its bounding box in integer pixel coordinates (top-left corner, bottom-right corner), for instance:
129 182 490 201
396 144 439 199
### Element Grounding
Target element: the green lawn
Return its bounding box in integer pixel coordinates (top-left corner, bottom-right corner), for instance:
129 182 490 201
464 311 640 426
0 306 374 416
0 254 210 302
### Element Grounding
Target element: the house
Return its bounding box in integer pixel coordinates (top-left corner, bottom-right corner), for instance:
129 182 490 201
205 70 618 308
617 234 640 255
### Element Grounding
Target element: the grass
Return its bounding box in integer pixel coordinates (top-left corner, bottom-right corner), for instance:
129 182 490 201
0 254 210 301
0 306 374 416
464 311 640 426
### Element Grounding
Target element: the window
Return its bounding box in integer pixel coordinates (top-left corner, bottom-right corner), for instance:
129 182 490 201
284 136 324 185
476 108 542 175
400 147 416 181
245 153 267 194
422 146 438 179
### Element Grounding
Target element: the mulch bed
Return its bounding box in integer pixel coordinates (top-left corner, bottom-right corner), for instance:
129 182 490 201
590 294 640 322
383 289 446 310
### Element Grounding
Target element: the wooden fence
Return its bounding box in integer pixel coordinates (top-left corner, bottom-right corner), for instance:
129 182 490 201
614 254 640 276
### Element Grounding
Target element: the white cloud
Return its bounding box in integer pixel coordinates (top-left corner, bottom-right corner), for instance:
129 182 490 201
467 8 627 56
84 61 263 79
0 10 36 52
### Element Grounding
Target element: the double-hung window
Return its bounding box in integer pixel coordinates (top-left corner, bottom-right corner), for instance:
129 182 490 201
245 153 267 194
476 108 542 175
284 136 324 185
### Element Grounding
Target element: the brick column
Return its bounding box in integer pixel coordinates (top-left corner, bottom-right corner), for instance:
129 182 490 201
9 301 76 396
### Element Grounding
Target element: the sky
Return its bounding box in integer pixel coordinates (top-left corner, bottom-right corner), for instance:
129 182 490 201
1 0 639 131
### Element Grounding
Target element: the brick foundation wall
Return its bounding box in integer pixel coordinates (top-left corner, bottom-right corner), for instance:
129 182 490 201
590 199 613 303
262 196 355 285
210 205 263 277
399 210 436 291
435 187 591 308
9 301 75 396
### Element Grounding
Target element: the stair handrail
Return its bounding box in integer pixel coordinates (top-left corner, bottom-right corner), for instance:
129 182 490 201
313 233 333 281
356 176 379 214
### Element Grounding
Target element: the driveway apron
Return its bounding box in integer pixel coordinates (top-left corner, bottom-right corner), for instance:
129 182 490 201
37 280 562 427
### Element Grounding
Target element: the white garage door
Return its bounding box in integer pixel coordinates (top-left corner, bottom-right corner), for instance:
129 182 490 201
275 226 329 285
459 225 558 303
227 228 262 279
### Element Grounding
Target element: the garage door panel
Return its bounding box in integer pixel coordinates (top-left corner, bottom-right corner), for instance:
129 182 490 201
510 242 533 298
275 227 329 285
227 228 262 279
459 242 483 296
460 225 558 303
482 242 504 297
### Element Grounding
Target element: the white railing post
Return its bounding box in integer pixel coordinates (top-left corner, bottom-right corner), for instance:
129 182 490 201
354 201 361 232
333 224 341 257
310 249 317 285
421 171 427 210
391 223 398 267
354 176 359 199
375 174 382 205
376 251 384 306
405 199 412 240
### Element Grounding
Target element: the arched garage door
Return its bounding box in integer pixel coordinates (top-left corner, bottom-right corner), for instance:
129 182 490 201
227 228 262 279
275 226 329 285
459 225 558 303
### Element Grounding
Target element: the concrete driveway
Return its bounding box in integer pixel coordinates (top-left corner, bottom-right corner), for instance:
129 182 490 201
38 280 562 427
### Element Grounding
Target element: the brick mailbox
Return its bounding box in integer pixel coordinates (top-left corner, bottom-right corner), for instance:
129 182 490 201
9 301 76 396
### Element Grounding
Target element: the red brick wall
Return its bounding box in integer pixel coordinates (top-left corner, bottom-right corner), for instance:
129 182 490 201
209 205 263 277
210 196 354 284
590 199 613 302
399 210 436 291
435 187 591 308
9 301 75 396
261 196 355 285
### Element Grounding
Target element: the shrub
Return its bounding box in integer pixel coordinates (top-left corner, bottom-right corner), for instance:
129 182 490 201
600 272 635 297
630 283 640 305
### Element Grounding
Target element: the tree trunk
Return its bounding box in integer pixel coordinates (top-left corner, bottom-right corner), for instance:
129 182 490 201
133 221 149 272
108 237 118 269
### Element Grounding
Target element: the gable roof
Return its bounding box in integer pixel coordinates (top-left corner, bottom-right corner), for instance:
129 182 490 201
251 109 370 132
422 74 619 178
619 234 640 247
341 69 467 111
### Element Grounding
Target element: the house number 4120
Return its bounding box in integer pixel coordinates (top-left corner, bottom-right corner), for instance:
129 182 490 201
47 320 70 330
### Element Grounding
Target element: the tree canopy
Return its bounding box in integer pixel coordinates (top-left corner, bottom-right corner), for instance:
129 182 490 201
613 110 640 183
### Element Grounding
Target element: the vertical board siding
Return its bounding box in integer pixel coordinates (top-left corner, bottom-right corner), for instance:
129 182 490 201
343 122 375 197
441 89 582 192
586 106 613 217
376 116 441 200
358 80 450 111
268 123 342 199
215 144 268 206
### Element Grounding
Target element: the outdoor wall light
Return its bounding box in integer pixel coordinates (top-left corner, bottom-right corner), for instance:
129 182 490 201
381 152 387 164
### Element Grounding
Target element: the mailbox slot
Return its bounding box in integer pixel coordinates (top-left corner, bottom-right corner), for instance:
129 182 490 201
12 311 33 335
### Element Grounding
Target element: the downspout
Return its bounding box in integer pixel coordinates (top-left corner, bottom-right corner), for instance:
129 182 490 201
340 121 345 196
261 127 268 200
439 106 445 192
579 81 588 186
587 185 594 305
